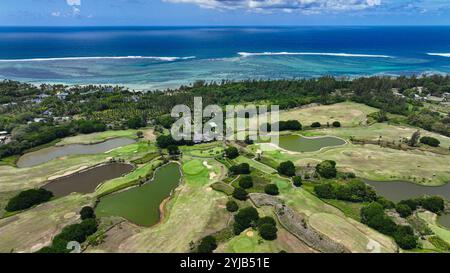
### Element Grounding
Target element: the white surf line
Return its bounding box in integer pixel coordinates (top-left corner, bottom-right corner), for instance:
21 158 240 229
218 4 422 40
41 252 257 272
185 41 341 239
427 53 450 58
238 52 393 58
0 56 196 62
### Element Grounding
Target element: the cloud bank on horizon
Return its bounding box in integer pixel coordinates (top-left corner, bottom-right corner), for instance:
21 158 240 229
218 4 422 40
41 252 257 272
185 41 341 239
165 0 382 13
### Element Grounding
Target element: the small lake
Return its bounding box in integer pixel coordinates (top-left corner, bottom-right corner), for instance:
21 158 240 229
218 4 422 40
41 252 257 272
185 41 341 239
43 163 134 197
278 135 346 152
95 162 182 227
16 137 136 168
364 180 450 203
438 214 450 229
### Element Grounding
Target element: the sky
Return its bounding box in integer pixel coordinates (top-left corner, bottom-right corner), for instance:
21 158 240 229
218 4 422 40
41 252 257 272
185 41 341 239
0 0 450 26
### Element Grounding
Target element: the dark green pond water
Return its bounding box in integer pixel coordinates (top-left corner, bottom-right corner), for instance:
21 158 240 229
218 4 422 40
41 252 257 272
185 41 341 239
438 214 450 229
364 180 450 203
278 135 346 152
95 162 181 227
43 163 134 197
16 137 136 168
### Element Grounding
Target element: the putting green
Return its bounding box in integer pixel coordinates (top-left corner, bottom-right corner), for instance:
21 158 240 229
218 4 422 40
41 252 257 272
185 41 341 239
182 159 205 175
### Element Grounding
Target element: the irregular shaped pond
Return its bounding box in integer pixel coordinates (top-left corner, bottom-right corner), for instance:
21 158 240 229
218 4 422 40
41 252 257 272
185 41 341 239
17 137 136 168
43 163 134 197
278 135 346 152
438 214 450 229
95 162 182 227
364 180 450 203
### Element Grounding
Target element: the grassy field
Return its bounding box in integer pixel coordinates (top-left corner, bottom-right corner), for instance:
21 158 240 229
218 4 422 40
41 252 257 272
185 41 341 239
233 156 277 174
0 141 152 194
0 194 92 253
56 129 154 146
279 102 378 127
417 211 450 244
115 158 228 252
261 142 450 185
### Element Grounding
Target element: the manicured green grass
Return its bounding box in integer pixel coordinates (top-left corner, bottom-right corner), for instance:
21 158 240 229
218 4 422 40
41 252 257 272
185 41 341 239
56 129 141 146
182 159 206 176
418 211 450 244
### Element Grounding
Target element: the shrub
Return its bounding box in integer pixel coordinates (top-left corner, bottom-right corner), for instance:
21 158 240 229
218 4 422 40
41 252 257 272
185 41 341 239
225 147 239 159
315 160 337 179
167 145 180 156
127 116 146 129
264 184 279 195
257 217 276 228
258 223 278 241
311 122 321 128
420 196 445 213
395 204 413 218
238 176 253 189
5 188 53 212
292 176 302 187
278 120 302 131
80 206 95 220
232 187 248 201
230 163 250 175
197 236 217 253
234 207 259 235
226 200 239 212
277 161 296 177
394 226 418 250
332 121 341 128
420 136 440 147
314 183 335 199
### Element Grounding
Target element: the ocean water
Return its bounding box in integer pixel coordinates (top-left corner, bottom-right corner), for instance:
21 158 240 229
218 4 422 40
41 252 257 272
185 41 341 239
0 26 449 90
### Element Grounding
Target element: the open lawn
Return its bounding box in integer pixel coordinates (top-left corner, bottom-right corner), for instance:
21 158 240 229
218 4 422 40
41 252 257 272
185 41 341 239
55 129 144 146
279 102 378 127
0 194 92 253
261 143 450 185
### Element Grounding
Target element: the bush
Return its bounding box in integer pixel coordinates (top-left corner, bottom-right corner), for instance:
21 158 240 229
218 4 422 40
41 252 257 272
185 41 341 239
238 176 253 189
5 188 53 212
127 116 146 129
167 145 180 156
80 206 95 220
226 200 239 212
315 160 337 179
232 187 248 201
234 207 259 235
197 236 217 253
332 121 341 128
420 136 440 147
421 196 445 213
278 120 302 131
225 147 239 159
311 122 321 128
314 183 335 199
229 163 250 175
258 223 278 241
394 226 418 250
264 184 279 195
292 176 302 187
277 161 296 177
396 204 412 218
257 217 276 228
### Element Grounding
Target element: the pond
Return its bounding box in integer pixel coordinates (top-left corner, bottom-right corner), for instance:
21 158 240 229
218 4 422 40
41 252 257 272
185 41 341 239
438 214 450 229
43 163 134 197
95 162 182 227
364 180 450 203
16 137 136 168
277 134 346 152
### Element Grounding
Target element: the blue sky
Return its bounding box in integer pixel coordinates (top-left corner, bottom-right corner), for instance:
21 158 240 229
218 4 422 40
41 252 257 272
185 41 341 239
0 0 449 26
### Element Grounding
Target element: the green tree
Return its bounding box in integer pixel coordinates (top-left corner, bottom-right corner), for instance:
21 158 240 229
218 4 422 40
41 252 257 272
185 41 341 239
233 207 259 235
226 200 239 212
264 184 279 195
225 147 239 159
80 206 95 220
197 236 217 253
315 160 337 179
311 122 321 128
395 204 412 218
277 161 296 177
238 176 253 189
292 176 302 187
258 224 278 241
332 121 341 128
232 187 248 201
5 188 53 212
420 136 440 147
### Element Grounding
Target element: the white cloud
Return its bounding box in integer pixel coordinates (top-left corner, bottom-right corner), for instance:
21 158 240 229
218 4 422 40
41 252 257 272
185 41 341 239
66 0 81 6
164 0 382 13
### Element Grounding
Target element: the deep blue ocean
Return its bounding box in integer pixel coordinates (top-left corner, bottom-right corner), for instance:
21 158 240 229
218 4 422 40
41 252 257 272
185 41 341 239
0 26 449 90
